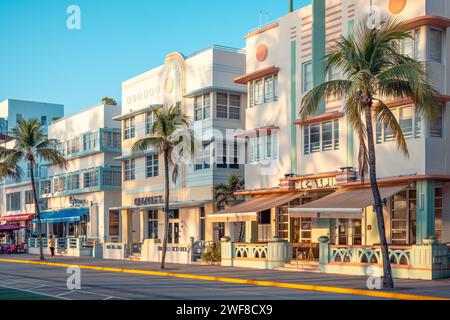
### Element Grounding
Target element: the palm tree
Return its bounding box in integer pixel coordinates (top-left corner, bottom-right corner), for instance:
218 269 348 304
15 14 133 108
213 174 245 209
132 106 196 270
299 18 438 288
214 175 245 242
0 119 67 260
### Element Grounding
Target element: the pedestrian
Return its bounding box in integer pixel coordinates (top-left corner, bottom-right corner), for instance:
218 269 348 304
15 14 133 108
48 234 56 259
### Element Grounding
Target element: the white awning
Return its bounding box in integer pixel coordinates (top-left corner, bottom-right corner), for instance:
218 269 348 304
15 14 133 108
289 184 409 219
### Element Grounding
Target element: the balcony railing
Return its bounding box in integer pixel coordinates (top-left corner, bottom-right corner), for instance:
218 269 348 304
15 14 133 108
329 245 412 266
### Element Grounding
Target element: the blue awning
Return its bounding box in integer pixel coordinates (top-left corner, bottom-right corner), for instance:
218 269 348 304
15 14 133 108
33 208 89 224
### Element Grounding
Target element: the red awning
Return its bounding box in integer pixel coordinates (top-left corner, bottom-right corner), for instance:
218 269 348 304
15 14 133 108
0 224 25 232
0 213 35 222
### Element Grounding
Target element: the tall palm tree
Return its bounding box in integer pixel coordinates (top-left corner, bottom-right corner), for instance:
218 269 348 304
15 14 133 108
299 18 438 288
0 119 67 260
132 106 195 270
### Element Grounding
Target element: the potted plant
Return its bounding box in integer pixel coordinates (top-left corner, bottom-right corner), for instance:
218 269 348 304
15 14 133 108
318 235 330 244
201 243 222 266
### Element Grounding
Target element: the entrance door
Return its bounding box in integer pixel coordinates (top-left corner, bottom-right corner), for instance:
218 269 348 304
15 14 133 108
168 209 180 244
337 219 349 245
290 198 312 243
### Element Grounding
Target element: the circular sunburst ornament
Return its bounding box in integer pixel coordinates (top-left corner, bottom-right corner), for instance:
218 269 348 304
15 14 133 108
256 44 268 62
389 0 407 14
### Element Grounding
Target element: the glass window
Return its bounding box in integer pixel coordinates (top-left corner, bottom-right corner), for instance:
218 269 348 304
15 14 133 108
109 211 120 237
310 124 321 153
391 189 416 245
429 28 443 63
148 210 158 239
328 67 340 81
399 106 413 139
334 119 340 150
83 132 98 151
146 155 159 178
248 75 278 106
103 170 122 187
430 106 443 138
40 180 51 195
400 33 414 58
124 160 135 181
54 177 66 193
103 131 121 149
146 112 154 135
249 82 254 107
124 117 136 140
264 76 273 102
435 188 443 242
41 116 47 126
302 62 313 93
217 93 228 119
6 192 21 211
25 190 34 205
194 94 211 121
229 94 240 120
83 171 98 188
203 94 211 119
195 144 211 171
322 122 333 151
67 174 80 191
255 79 264 105
67 138 80 155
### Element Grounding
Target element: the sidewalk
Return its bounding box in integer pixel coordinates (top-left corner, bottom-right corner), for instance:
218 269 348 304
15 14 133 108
1 254 450 299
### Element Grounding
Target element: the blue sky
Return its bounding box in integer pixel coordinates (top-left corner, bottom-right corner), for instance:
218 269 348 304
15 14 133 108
0 0 311 116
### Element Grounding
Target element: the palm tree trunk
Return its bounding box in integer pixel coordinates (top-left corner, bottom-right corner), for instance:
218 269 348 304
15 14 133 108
29 161 44 261
364 101 394 289
160 149 170 270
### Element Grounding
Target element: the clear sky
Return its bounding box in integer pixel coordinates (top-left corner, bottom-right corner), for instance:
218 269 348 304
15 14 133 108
0 0 311 116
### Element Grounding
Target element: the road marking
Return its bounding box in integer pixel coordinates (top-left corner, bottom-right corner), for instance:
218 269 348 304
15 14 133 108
0 284 69 300
0 258 447 300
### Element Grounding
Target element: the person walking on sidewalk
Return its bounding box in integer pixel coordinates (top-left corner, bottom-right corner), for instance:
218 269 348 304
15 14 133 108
48 234 56 259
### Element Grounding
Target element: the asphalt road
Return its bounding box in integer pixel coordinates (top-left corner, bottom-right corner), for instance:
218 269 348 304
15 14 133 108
0 255 449 300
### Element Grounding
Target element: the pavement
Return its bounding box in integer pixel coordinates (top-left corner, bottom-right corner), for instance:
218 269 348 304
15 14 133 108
0 254 449 300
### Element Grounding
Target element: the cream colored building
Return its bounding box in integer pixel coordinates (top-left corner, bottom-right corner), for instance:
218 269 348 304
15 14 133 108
36 103 122 250
112 45 246 261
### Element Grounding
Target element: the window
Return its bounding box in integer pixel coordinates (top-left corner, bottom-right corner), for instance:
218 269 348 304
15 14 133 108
25 190 34 204
148 210 158 239
40 180 51 195
102 131 121 149
103 170 122 187
6 192 21 211
16 113 23 123
67 174 80 191
146 112 154 135
429 28 443 63
302 62 313 93
216 93 228 119
435 187 443 242
399 106 414 139
327 66 340 81
124 159 135 181
26 163 40 178
304 120 340 154
216 139 240 169
41 116 47 126
216 93 240 120
146 155 159 178
195 144 211 171
83 132 98 151
376 106 422 143
400 33 414 58
430 105 443 138
54 177 66 193
67 138 80 155
124 117 136 140
391 189 416 245
109 211 120 237
83 170 99 188
247 131 279 163
194 94 211 121
248 75 278 107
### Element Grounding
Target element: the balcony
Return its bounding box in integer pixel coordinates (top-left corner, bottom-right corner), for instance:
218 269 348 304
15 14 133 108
39 167 121 198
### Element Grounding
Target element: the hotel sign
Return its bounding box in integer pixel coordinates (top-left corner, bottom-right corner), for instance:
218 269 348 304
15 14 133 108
296 177 336 191
134 196 164 207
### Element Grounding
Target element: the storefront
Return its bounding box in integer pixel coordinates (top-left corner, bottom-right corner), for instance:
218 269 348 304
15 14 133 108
0 214 34 245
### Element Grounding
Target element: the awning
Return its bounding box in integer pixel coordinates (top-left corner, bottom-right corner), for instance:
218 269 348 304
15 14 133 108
289 184 409 219
33 208 89 224
208 193 302 223
0 213 35 222
0 224 25 232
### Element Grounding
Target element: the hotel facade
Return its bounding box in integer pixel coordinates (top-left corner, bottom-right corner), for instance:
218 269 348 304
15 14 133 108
28 103 122 256
0 99 64 246
210 0 450 280
104 46 246 262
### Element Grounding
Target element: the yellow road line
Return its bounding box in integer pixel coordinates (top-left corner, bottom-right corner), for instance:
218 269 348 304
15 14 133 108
0 258 446 300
